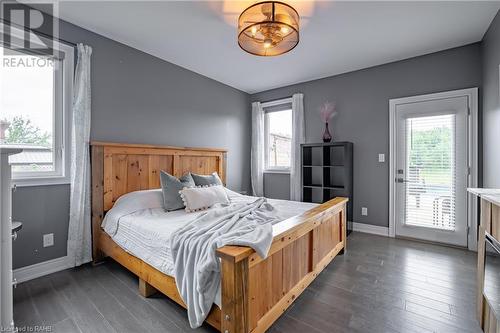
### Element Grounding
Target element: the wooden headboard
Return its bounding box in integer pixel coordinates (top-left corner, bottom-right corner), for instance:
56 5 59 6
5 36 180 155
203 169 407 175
91 141 227 211
90 141 227 261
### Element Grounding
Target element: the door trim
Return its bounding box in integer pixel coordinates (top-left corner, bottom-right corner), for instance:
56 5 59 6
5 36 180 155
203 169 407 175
389 88 478 251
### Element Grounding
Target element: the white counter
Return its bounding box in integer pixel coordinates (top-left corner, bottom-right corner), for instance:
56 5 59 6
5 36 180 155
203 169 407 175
468 188 500 207
0 147 22 330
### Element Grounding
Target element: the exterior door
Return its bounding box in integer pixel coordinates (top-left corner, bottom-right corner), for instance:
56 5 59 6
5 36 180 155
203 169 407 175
394 96 469 247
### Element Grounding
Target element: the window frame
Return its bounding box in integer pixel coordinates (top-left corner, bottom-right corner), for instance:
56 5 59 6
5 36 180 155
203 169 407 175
1 23 73 186
262 98 293 174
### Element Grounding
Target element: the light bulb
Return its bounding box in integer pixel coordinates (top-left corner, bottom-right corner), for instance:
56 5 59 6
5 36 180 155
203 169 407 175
251 26 257 35
263 39 272 48
280 26 289 34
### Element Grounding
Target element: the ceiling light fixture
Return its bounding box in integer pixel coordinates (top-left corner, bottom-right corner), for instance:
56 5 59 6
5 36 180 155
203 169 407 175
238 1 299 57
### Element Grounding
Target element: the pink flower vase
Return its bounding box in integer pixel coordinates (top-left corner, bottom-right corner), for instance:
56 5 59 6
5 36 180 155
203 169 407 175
323 122 332 143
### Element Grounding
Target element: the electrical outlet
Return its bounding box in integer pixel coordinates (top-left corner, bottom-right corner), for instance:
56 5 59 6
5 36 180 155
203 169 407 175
361 207 368 216
378 153 385 163
43 233 54 247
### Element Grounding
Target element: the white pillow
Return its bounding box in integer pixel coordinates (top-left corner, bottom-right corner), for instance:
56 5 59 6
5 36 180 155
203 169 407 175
179 185 230 212
101 189 164 236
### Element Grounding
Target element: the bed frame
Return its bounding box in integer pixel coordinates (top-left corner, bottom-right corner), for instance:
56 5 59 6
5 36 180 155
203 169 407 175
91 142 348 333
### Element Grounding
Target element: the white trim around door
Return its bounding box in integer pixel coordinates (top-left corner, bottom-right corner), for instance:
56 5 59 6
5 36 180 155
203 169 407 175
389 88 478 251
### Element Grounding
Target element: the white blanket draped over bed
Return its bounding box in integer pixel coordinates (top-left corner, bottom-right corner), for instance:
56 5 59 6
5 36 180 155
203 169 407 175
170 197 281 328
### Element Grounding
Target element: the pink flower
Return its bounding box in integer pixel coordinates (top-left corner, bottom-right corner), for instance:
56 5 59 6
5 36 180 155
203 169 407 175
319 102 337 123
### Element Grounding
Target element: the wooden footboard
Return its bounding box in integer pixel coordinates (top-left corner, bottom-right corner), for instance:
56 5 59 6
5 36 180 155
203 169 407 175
216 197 348 333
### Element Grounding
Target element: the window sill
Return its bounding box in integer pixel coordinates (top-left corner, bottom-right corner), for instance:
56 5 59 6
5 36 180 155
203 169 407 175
264 170 290 175
12 176 70 187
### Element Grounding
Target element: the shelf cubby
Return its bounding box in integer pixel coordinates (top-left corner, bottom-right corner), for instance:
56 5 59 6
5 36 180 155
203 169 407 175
302 146 323 166
323 187 347 201
303 187 323 204
324 145 345 166
324 166 345 188
303 165 323 187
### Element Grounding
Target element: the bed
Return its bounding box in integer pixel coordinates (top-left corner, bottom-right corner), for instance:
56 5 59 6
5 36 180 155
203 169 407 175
91 142 348 333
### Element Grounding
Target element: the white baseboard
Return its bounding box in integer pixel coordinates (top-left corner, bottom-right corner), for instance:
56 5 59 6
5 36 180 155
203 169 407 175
14 256 73 283
352 222 389 237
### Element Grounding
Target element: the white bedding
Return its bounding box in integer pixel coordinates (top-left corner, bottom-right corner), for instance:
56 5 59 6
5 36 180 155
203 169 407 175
102 189 317 306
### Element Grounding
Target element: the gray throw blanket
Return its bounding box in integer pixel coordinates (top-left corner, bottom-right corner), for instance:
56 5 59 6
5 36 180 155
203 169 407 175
170 198 281 328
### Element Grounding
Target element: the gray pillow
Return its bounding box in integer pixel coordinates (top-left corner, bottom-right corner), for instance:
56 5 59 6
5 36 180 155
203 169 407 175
190 172 223 186
159 171 195 211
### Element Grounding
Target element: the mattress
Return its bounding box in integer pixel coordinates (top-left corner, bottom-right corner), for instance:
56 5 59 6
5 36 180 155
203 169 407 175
104 189 317 305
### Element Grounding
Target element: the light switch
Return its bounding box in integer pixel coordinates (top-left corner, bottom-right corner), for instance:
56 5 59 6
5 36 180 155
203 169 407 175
378 153 385 163
361 207 368 216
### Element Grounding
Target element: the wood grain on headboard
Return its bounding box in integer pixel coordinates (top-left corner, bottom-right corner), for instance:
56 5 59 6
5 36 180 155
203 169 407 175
91 141 227 211
90 141 227 261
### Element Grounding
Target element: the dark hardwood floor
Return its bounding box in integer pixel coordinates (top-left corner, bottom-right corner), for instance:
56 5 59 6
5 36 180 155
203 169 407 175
13 232 481 333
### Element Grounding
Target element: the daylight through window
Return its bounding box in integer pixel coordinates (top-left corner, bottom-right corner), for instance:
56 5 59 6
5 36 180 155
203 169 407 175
265 109 292 170
0 32 73 185
1 48 56 173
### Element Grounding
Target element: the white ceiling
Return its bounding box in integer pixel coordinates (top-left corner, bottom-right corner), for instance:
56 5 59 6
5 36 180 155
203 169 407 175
55 1 500 93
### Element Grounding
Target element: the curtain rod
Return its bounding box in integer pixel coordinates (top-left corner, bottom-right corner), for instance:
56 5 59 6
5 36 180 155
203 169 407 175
260 96 293 106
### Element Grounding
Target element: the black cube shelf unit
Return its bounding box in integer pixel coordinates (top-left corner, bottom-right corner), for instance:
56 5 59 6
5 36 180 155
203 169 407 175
301 142 353 235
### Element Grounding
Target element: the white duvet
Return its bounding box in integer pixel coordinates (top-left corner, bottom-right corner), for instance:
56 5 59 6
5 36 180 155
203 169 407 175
101 189 317 324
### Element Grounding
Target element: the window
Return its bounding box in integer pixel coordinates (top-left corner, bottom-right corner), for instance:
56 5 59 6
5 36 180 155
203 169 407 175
264 107 292 171
0 24 73 186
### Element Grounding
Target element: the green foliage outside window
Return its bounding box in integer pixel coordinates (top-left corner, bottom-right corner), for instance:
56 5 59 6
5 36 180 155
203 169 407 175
409 126 452 185
3 116 51 147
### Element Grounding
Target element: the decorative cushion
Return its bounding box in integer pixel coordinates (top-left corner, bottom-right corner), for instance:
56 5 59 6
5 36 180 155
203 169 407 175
160 171 195 211
190 171 223 186
179 185 230 212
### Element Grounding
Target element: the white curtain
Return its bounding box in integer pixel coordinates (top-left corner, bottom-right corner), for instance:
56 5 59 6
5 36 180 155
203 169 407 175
251 102 264 197
67 44 93 266
290 93 305 201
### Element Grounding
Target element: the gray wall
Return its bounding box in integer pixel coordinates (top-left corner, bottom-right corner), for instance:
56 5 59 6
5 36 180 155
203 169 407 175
251 44 482 227
482 11 500 188
12 17 251 269
12 185 70 268
264 173 290 200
